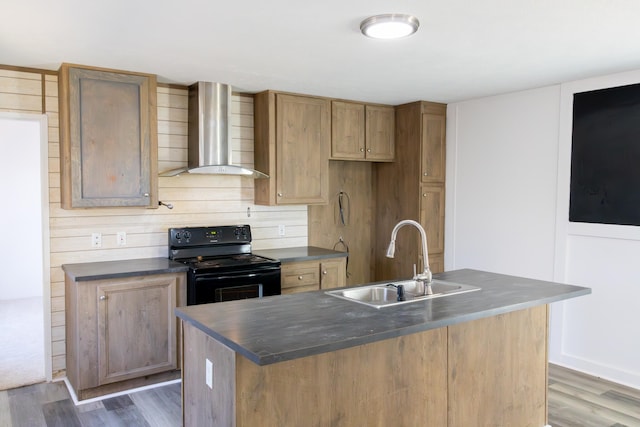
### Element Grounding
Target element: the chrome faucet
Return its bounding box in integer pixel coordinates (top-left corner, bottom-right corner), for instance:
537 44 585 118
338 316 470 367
386 219 433 295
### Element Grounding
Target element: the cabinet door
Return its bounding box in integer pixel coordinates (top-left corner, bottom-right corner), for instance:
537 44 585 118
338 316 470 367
332 101 365 160
281 260 320 294
421 113 445 183
420 185 445 255
96 275 177 385
427 253 444 274
59 64 158 208
276 94 330 204
365 105 395 161
320 258 347 289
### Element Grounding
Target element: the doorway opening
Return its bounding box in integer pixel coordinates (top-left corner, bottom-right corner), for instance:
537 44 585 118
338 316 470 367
0 113 51 390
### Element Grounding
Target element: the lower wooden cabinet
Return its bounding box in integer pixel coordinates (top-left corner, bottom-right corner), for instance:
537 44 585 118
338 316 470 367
319 258 346 289
65 272 185 400
281 258 346 294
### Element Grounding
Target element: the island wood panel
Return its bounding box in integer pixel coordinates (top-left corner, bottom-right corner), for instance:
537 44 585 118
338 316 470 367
447 305 549 426
309 160 374 285
182 321 236 427
234 327 448 427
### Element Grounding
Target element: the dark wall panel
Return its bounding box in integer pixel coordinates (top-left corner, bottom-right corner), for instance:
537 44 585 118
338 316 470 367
570 83 640 226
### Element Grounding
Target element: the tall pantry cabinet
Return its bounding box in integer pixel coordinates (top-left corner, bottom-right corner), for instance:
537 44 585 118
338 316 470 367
374 101 446 281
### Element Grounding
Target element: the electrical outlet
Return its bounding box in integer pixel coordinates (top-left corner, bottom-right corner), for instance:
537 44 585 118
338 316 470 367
205 358 213 389
91 233 102 248
278 224 286 236
117 231 126 246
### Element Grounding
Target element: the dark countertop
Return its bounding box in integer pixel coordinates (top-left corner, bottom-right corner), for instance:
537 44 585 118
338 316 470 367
254 246 347 263
62 257 189 281
175 268 591 366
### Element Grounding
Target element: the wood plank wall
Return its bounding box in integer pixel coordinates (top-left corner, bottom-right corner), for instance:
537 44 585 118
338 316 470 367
0 66 308 378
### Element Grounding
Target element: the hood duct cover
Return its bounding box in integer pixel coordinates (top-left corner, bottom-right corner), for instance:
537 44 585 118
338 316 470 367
159 82 267 178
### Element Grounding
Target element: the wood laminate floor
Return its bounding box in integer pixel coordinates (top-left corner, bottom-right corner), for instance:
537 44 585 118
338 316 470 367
548 364 640 427
0 364 638 426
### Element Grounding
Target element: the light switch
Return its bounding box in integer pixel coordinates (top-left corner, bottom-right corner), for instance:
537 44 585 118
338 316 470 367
205 358 213 389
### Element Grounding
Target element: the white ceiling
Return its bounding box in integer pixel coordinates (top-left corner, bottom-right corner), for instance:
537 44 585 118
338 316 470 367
3 0 640 104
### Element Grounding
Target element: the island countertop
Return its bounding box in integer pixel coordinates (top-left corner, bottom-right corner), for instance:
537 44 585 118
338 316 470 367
175 268 590 366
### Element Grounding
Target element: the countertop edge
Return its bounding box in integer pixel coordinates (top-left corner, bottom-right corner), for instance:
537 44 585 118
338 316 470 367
253 246 347 263
62 258 189 281
176 283 591 366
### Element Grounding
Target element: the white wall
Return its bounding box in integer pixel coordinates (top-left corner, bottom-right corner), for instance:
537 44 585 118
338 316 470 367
447 70 640 390
0 114 47 299
550 70 640 389
445 85 561 280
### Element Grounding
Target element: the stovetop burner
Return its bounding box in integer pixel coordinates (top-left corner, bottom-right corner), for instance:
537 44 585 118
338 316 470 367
168 225 280 273
185 254 277 269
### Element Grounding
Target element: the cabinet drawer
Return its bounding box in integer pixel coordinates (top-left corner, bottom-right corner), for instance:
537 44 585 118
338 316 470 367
281 261 320 289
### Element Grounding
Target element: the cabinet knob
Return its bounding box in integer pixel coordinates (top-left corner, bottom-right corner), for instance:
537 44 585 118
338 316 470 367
143 193 149 197
99 295 107 301
298 276 303 280
366 148 371 153
360 148 364 152
423 193 427 197
278 193 283 197
322 270 328 275
423 172 429 176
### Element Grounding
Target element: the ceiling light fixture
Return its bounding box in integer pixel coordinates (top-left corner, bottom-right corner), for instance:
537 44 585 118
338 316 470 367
360 14 420 39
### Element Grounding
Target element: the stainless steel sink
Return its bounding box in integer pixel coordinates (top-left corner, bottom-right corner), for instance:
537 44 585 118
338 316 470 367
326 279 480 308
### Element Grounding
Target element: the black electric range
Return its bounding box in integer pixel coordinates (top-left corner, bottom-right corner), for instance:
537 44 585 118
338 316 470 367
168 225 281 305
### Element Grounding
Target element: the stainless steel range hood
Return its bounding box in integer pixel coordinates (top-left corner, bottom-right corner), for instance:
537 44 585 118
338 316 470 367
159 82 267 178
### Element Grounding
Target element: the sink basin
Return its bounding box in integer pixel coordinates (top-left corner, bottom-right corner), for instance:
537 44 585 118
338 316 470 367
326 279 480 309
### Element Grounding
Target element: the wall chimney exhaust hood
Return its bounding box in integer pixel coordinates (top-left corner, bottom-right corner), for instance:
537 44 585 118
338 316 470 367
159 82 267 178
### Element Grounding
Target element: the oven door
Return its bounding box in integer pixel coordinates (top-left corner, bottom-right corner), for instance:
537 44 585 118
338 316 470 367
187 266 281 305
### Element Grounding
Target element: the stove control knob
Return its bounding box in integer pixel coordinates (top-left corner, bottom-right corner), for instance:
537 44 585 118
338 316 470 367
175 232 181 240
183 231 191 240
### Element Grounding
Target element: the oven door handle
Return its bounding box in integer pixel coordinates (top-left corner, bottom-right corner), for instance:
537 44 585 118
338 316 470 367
210 273 259 281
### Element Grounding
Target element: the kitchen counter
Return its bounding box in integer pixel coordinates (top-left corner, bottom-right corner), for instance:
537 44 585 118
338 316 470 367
62 257 188 281
253 246 347 263
178 268 590 426
175 268 590 365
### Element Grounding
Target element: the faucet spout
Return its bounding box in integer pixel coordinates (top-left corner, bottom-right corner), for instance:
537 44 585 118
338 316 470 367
386 219 433 292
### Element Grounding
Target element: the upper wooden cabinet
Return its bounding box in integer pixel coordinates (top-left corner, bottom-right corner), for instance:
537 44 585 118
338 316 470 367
254 91 330 205
331 101 394 161
58 63 158 209
374 101 447 281
421 112 446 183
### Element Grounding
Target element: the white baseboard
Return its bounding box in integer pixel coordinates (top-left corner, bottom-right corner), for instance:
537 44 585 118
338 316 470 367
550 353 640 391
63 377 182 406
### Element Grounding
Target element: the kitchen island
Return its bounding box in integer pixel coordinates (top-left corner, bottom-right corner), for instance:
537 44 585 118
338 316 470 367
175 269 590 427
